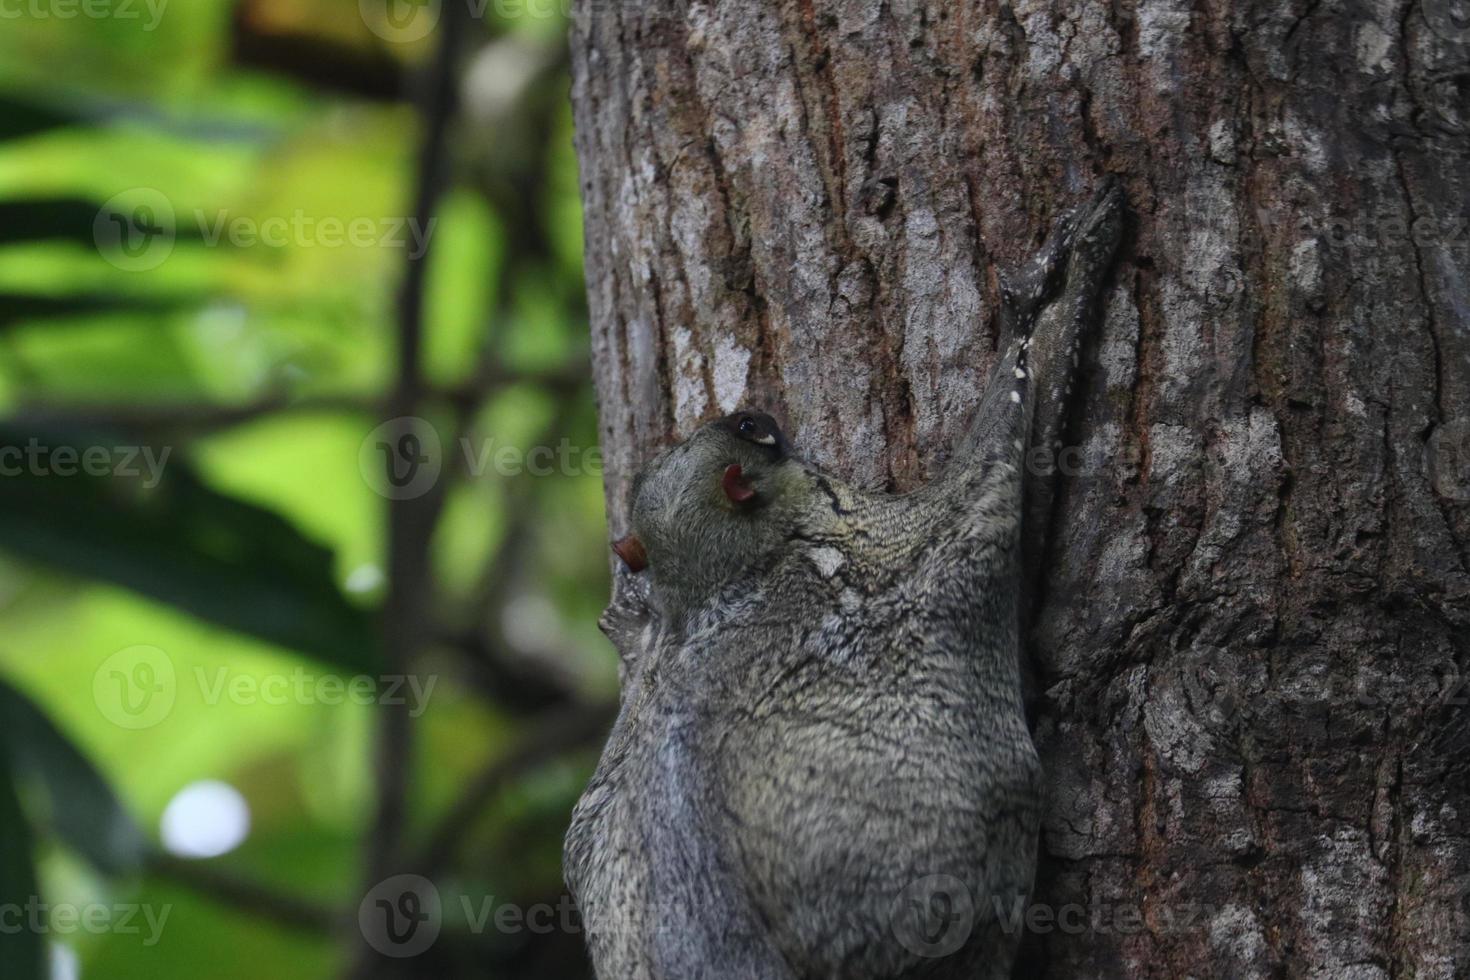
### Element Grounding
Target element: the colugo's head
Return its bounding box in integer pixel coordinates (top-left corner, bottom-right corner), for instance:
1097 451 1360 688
611 410 802 606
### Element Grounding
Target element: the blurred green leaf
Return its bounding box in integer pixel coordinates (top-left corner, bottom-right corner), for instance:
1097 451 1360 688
0 198 114 247
0 677 147 875
0 425 379 672
0 92 87 143
0 290 207 330
0 747 45 980
0 197 212 249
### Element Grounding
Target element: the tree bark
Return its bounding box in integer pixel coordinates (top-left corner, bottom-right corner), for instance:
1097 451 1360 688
568 0 1470 976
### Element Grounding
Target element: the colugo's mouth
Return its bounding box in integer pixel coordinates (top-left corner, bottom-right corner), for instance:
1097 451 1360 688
722 463 757 504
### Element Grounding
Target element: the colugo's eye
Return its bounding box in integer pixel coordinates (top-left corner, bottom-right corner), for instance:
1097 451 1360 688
738 417 756 435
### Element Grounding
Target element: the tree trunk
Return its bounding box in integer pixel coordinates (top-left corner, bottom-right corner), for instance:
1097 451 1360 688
567 0 1470 976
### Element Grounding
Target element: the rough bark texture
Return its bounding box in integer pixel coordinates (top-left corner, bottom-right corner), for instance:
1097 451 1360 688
568 1 1470 976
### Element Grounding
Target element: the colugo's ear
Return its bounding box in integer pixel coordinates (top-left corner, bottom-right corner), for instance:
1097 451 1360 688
723 463 757 505
612 533 648 572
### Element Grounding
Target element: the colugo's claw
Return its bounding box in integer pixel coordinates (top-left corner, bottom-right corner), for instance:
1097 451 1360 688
1000 192 1092 340
1068 178 1125 282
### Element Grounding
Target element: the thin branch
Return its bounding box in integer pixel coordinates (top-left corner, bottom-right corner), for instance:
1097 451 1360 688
145 851 343 936
350 6 466 978
430 355 592 712
6 365 587 435
414 701 616 877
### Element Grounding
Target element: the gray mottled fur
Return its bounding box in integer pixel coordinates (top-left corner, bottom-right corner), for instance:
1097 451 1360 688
566 182 1125 980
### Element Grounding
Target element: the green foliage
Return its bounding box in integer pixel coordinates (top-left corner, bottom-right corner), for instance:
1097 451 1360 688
0 678 148 876
0 424 379 672
0 748 45 980
0 2 610 977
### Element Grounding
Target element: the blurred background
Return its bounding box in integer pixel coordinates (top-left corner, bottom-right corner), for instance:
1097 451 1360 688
0 1 616 977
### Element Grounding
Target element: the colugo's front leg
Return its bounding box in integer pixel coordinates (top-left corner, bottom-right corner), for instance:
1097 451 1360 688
597 562 657 690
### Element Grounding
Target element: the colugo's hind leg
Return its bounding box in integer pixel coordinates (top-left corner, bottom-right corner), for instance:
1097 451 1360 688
933 180 1124 529
909 182 1123 625
1022 179 1125 470
1016 181 1125 589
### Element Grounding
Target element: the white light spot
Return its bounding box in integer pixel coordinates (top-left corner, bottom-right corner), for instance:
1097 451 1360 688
753 434 776 445
344 564 384 595
50 943 79 980
161 780 251 859
1014 367 1027 379
1010 391 1022 403
503 593 563 653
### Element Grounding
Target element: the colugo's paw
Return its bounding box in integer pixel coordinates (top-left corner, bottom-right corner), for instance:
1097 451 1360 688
1065 178 1125 290
598 561 655 665
999 178 1122 340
